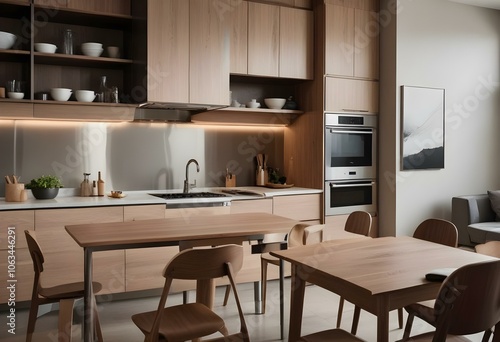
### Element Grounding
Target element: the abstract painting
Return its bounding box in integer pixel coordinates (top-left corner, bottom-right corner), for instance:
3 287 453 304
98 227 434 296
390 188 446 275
401 86 445 170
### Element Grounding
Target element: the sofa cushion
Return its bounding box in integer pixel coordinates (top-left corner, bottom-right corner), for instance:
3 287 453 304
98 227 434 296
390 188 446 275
468 222 500 244
487 190 500 221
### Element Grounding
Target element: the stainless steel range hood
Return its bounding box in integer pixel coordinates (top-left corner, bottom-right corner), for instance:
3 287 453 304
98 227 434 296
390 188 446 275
134 102 227 123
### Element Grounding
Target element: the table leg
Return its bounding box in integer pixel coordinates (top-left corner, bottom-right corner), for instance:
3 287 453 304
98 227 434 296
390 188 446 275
376 297 390 342
83 248 94 342
279 259 284 340
288 264 305 341
254 281 262 314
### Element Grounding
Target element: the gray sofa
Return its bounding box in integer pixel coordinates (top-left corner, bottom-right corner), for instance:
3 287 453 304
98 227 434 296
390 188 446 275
452 194 500 247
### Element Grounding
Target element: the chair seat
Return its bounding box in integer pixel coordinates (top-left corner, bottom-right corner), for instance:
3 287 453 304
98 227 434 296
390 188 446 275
300 328 366 341
132 303 226 341
39 281 102 300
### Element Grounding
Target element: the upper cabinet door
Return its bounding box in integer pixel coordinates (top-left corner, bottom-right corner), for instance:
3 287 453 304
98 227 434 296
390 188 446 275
248 2 280 77
229 1 248 75
147 0 189 103
189 0 230 106
279 6 313 79
325 4 354 77
325 1 378 80
354 8 379 79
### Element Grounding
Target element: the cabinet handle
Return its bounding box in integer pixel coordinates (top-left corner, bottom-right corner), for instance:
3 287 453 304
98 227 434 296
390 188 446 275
342 109 369 112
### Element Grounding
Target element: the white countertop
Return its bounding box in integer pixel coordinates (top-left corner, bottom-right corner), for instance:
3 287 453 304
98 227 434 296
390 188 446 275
0 186 322 211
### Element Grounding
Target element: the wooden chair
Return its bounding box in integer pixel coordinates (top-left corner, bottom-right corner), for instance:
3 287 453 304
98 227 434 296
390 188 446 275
335 211 372 330
402 260 500 342
131 244 250 342
258 223 324 339
25 230 103 342
396 219 460 340
475 240 500 258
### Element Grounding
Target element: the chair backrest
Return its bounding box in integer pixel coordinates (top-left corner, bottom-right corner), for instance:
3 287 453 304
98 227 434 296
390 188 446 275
25 230 44 274
475 241 500 258
163 244 243 280
431 260 500 341
413 218 458 247
344 211 372 236
151 245 248 341
288 223 324 248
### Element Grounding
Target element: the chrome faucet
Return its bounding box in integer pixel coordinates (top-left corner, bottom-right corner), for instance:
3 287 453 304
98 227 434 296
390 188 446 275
183 159 200 193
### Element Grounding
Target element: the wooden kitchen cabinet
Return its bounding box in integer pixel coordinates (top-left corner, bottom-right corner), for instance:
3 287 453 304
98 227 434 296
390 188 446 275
325 76 379 113
247 2 313 79
148 0 230 106
248 2 280 77
0 102 33 119
0 210 34 303
229 0 248 75
273 193 321 222
325 0 379 80
34 207 125 295
279 6 313 79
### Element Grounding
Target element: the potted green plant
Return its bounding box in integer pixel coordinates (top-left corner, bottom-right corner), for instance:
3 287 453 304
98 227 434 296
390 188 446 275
25 175 63 199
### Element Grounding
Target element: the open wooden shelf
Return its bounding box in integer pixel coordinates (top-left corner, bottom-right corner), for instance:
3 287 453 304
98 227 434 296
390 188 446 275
34 52 133 68
192 107 303 126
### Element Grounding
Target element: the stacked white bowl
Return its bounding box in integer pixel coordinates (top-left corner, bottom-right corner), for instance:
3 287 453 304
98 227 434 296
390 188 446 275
75 90 95 102
35 43 57 53
81 42 103 57
0 31 16 50
264 98 286 109
50 88 72 101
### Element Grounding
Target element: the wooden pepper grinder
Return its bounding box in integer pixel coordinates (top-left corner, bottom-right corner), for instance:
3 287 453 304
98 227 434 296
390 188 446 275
97 171 105 196
80 173 92 197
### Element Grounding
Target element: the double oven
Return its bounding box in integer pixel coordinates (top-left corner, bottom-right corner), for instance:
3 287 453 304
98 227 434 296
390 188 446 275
325 113 377 216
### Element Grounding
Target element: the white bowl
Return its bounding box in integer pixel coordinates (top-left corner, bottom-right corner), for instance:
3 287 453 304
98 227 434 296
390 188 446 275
81 42 102 49
246 100 260 108
0 31 16 50
81 47 103 57
75 90 96 102
50 88 72 101
264 98 286 109
34 43 57 53
7 92 24 99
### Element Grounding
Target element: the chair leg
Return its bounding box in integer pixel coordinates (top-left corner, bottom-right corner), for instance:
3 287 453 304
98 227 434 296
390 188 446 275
336 297 345 328
398 308 403 329
93 296 104 342
481 328 493 342
58 299 75 342
351 305 361 335
261 258 268 314
222 285 231 306
26 299 39 342
400 312 415 342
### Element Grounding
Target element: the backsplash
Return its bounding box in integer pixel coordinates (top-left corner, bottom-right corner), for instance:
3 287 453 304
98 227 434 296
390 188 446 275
0 120 284 196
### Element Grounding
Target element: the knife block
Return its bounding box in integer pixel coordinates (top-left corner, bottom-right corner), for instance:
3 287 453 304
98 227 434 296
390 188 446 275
5 183 27 202
225 175 236 187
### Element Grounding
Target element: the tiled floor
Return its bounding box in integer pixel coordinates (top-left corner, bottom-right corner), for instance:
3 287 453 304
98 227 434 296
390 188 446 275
0 279 486 341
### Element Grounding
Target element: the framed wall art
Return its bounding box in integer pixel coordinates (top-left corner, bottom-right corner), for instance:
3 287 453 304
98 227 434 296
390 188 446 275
401 86 445 170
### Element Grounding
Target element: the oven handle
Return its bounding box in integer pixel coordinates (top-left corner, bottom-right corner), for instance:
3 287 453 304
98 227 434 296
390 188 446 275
327 128 373 135
329 181 375 188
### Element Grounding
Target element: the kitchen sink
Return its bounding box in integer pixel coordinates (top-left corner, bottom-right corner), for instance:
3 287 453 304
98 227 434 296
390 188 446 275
149 192 228 199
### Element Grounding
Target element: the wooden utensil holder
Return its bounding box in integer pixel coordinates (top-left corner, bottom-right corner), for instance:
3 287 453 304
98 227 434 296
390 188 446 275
225 175 236 187
256 168 268 186
5 183 27 202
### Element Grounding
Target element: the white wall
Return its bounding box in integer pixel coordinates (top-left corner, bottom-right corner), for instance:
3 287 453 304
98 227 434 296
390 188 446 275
379 0 500 237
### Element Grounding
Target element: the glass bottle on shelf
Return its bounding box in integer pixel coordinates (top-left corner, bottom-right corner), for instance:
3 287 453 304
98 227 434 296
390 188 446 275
97 76 111 103
63 29 73 55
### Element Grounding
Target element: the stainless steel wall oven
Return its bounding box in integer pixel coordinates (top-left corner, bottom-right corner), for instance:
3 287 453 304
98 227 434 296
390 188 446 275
325 113 377 215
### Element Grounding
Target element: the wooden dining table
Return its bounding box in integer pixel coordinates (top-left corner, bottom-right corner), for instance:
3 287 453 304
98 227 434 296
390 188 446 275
65 212 297 342
271 236 498 342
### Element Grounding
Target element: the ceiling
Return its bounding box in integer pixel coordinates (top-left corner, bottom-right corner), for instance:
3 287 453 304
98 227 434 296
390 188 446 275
448 0 500 10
